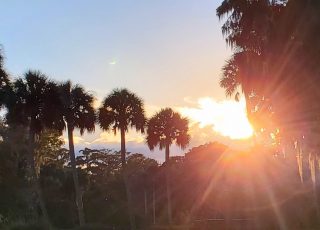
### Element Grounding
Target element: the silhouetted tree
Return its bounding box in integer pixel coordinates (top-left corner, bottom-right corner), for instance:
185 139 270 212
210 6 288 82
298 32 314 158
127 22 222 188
146 108 190 224
98 88 146 230
5 70 60 227
56 81 96 226
98 88 145 167
217 0 285 132
217 0 320 185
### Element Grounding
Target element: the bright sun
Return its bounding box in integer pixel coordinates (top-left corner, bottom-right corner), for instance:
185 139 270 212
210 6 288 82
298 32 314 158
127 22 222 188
179 97 254 139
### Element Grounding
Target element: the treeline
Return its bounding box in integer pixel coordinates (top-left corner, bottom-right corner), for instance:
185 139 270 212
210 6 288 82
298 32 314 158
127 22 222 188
2 130 318 229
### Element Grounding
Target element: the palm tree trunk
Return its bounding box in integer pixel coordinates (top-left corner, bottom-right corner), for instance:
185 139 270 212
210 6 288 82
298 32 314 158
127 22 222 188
124 174 136 230
153 181 156 225
121 128 126 166
35 179 51 227
165 143 172 225
144 188 148 217
67 124 85 226
121 128 136 230
28 128 51 228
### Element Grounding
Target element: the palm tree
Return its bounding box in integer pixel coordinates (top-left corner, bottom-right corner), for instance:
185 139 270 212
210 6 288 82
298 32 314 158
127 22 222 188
5 70 61 227
217 0 320 187
217 0 286 136
98 88 146 230
57 81 96 226
146 108 190 224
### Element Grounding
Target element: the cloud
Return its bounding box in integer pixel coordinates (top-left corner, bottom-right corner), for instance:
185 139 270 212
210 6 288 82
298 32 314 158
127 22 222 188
177 97 253 139
63 136 86 145
92 131 145 144
187 123 252 151
183 96 197 104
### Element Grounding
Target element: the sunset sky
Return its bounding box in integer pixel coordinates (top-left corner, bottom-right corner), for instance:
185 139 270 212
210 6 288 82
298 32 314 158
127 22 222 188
0 0 252 162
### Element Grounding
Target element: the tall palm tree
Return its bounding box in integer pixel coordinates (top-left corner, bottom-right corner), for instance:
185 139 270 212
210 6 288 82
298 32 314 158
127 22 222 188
217 0 320 186
98 88 146 230
98 88 146 166
5 70 61 227
57 81 96 226
146 108 190 224
217 0 286 135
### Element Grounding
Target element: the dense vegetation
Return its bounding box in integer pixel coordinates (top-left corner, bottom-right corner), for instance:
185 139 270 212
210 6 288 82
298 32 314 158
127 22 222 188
1 0 320 229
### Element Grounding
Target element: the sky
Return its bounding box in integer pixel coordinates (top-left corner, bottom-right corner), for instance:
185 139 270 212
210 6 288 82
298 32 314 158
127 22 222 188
0 1 252 162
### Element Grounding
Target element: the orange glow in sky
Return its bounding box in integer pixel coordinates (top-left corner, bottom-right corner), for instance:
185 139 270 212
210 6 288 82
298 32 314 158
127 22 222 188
179 97 254 139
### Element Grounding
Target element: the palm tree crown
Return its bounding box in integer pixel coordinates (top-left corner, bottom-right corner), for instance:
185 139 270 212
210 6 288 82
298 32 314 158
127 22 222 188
58 81 96 134
6 70 59 134
146 108 190 152
98 88 145 134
